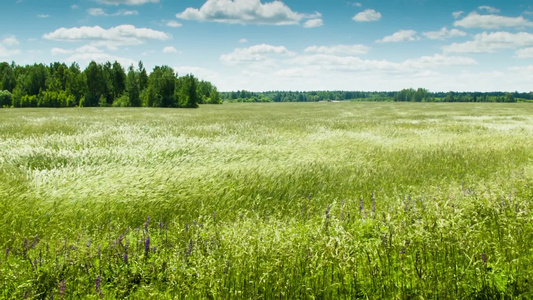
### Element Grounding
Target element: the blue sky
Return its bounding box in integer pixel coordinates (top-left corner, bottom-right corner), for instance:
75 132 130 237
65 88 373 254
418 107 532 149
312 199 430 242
1 0 533 92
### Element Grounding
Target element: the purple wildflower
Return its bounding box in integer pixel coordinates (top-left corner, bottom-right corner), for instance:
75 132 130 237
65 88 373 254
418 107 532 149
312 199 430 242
5 248 9 258
481 253 487 264
144 236 150 256
186 239 193 256
95 275 102 296
59 280 66 298
124 253 129 265
118 235 123 246
144 217 150 232
371 193 376 214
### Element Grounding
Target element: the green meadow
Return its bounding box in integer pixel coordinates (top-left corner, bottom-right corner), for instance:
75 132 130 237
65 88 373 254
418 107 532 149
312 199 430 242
1 102 532 299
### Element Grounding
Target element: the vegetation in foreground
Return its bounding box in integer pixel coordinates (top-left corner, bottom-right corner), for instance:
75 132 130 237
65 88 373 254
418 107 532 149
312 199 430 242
1 102 533 299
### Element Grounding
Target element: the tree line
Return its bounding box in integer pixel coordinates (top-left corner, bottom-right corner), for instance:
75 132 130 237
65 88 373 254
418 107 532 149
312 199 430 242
0 61 221 108
222 89 533 103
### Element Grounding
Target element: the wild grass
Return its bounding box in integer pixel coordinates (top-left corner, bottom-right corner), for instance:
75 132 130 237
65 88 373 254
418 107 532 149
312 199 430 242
1 102 533 299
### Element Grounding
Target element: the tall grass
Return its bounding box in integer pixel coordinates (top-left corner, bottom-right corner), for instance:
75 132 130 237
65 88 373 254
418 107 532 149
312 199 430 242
1 103 532 298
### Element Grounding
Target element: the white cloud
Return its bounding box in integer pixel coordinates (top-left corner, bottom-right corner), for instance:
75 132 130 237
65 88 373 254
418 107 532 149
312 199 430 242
50 44 135 67
163 46 178 54
220 44 295 65
43 25 170 49
97 0 159 5
174 66 219 81
454 12 533 29
304 18 323 28
402 54 477 69
377 30 419 43
452 11 464 19
51 45 104 55
423 27 466 40
478 6 500 13
288 53 476 73
176 0 319 26
0 36 21 57
443 31 533 53
354 2 362 7
37 14 50 18
71 5 79 9
239 38 248 43
2 36 19 46
353 9 381 22
67 52 136 67
166 20 182 27
0 44 21 58
88 8 106 16
304 44 370 55
515 47 533 58
88 8 139 16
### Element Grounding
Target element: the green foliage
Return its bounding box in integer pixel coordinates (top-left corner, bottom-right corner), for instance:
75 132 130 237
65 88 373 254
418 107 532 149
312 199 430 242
222 90 533 103
112 93 131 107
0 90 12 107
0 103 532 298
0 60 213 109
178 74 199 108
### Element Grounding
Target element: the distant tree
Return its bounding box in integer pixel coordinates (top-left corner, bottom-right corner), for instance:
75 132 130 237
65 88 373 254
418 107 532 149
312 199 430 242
112 61 126 98
179 74 199 108
0 90 12 107
84 61 106 106
138 61 148 92
126 65 140 107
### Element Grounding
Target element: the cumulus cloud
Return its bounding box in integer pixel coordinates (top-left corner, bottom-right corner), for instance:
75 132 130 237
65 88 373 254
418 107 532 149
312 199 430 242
97 0 159 5
166 20 182 27
220 44 295 65
163 46 178 54
304 44 370 55
516 47 533 58
51 45 135 67
443 31 533 53
51 45 104 55
43 25 170 49
304 18 323 28
452 11 464 19
174 66 219 81
2 36 20 46
478 6 500 13
353 9 381 22
376 30 419 43
176 0 319 26
239 38 248 43
454 12 533 29
88 8 138 16
288 53 476 73
0 36 21 57
423 27 466 40
37 14 50 18
0 45 21 57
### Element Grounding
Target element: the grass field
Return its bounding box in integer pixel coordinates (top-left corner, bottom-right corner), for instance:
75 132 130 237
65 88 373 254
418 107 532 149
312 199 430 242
1 102 533 299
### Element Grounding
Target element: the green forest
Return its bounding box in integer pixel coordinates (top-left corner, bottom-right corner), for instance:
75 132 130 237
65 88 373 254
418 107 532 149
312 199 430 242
222 89 532 103
1 60 531 109
0 61 221 108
